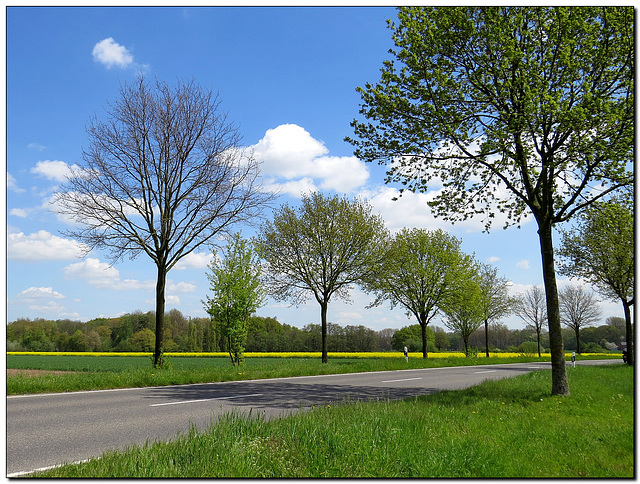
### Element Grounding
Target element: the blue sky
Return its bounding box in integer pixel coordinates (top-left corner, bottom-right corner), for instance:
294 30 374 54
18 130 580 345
6 6 624 331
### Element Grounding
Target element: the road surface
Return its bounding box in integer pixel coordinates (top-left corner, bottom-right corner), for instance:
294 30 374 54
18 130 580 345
6 359 618 476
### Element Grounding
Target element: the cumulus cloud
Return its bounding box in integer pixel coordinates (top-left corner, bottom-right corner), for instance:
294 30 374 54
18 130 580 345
252 124 369 196
7 172 26 193
8 230 89 261
359 186 454 233
487 256 501 263
63 258 196 297
18 287 65 300
30 160 77 182
173 251 214 270
9 208 31 218
92 37 134 69
516 259 530 270
64 258 155 290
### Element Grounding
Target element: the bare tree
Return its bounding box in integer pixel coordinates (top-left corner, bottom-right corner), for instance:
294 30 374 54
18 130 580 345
513 286 547 357
54 76 273 367
477 263 512 357
559 285 602 354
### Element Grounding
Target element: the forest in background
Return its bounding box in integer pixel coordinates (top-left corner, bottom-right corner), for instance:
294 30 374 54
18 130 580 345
6 309 627 355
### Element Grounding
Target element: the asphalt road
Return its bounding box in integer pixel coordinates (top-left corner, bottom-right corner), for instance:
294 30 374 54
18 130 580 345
6 359 618 476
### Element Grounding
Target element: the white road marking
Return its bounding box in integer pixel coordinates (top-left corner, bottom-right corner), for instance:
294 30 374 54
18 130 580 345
149 392 264 407
474 370 497 374
7 459 91 477
381 377 422 383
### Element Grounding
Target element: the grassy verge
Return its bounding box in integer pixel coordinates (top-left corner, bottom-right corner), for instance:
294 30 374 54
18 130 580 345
34 364 633 478
8 353 619 395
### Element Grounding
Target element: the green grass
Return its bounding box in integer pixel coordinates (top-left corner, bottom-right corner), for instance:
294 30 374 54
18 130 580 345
6 353 597 395
34 364 634 478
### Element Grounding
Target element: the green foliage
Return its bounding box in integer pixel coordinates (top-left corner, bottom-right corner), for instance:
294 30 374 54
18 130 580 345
132 328 156 352
257 192 389 363
348 5 633 395
365 228 475 358
205 234 264 366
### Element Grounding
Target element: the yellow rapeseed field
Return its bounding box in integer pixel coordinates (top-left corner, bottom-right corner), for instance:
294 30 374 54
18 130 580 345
6 351 607 358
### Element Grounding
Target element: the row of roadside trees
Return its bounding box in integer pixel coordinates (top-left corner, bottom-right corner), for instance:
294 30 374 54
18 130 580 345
50 7 633 399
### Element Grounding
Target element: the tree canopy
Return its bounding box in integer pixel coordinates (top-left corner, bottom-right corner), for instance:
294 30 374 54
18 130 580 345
363 227 475 358
557 197 634 364
348 6 633 395
256 192 388 363
205 234 265 365
54 77 272 367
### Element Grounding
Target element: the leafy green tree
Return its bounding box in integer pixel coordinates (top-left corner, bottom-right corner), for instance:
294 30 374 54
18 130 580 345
433 327 450 351
68 330 88 352
54 77 272 368
257 192 388 363
364 228 475 358
558 198 634 364
131 328 156 352
205 234 264 366
442 270 485 357
391 324 433 352
348 7 633 395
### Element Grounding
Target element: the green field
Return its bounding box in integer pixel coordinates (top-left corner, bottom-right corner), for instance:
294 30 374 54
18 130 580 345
33 364 634 478
7 353 622 395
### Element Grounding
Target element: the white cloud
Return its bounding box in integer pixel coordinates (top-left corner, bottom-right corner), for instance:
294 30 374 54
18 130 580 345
7 172 26 193
167 281 197 293
30 160 77 182
63 258 196 297
92 37 134 69
252 124 369 196
9 208 31 218
516 259 530 270
360 186 453 233
263 177 317 198
173 252 214 270
63 258 155 290
18 287 65 300
8 230 89 261
28 142 46 151
487 256 501 263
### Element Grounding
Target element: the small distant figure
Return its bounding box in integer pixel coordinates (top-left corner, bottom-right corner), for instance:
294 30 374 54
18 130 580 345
622 349 628 363
404 346 408 362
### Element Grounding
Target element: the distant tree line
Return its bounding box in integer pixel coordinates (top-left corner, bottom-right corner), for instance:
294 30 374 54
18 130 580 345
6 311 627 355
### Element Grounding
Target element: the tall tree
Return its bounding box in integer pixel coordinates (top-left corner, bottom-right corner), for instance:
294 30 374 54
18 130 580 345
205 234 264 366
54 77 272 367
256 192 388 363
442 270 485 357
364 228 475 358
513 286 548 357
347 7 633 395
557 198 634 364
558 285 602 355
477 263 512 357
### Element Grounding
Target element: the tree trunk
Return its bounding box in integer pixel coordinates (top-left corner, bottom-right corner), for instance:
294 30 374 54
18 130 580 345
421 321 428 358
153 264 167 368
484 319 490 357
536 328 542 357
320 300 328 364
575 328 581 355
623 298 634 366
537 222 570 396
